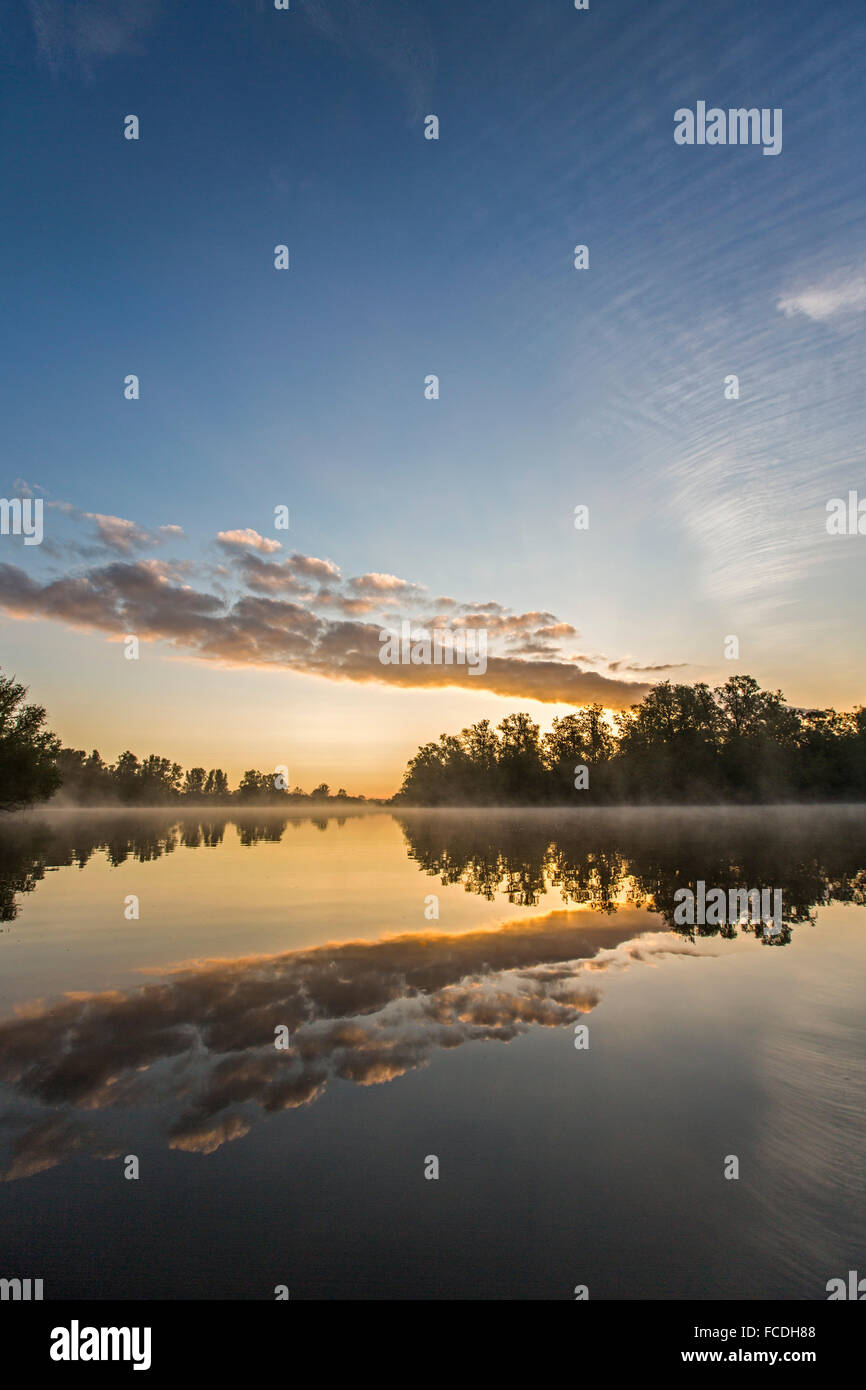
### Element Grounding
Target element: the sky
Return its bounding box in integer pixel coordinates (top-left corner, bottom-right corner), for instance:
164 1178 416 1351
1 0 865 796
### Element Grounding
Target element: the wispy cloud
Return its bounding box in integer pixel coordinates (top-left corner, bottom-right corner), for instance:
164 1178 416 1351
777 272 866 323
608 659 689 673
27 0 160 76
302 0 436 122
50 500 172 556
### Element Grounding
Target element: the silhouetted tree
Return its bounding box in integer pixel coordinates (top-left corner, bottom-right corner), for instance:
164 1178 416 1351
0 673 61 809
209 769 229 798
184 767 206 798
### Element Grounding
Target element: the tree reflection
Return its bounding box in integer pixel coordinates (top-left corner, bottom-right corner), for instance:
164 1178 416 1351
397 808 866 941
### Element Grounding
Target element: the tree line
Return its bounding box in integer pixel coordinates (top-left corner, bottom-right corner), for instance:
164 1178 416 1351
394 675 866 804
4 668 866 811
53 750 361 805
53 750 362 806
0 672 362 809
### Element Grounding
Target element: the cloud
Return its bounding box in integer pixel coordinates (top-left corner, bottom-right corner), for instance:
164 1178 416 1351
231 550 344 598
335 597 378 616
49 501 163 555
5 485 673 700
0 503 673 704
27 0 160 76
302 0 436 122
287 553 341 582
777 273 866 323
608 660 690 673
21 490 180 557
348 572 414 595
451 610 558 637
232 552 312 595
661 448 818 619
216 528 282 555
87 513 159 554
509 640 566 657
0 556 652 705
169 1114 251 1155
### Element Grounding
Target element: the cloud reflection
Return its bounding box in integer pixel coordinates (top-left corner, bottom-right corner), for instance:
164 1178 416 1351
0 912 698 1179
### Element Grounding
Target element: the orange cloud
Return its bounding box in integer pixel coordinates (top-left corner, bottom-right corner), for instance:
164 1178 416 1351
0 557 652 706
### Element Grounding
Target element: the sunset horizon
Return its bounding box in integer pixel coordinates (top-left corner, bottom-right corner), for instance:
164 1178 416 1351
2 500 864 796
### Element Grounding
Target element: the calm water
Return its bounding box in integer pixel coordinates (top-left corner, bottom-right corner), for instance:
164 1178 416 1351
0 806 863 1300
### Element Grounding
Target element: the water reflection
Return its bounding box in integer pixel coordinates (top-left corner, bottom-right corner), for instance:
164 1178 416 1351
0 908 688 1179
3 806 865 931
0 806 864 1183
398 806 866 934
0 811 369 924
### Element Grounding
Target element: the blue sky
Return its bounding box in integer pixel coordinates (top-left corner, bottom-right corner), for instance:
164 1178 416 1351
1 0 865 791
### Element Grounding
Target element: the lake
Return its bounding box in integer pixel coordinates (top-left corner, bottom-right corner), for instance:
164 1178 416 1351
0 805 863 1300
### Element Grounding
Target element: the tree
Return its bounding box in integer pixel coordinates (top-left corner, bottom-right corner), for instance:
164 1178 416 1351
112 750 142 802
543 705 614 796
184 767 206 799
457 720 501 801
211 769 229 798
203 769 229 799
0 673 61 809
138 754 182 803
496 713 545 802
237 770 266 800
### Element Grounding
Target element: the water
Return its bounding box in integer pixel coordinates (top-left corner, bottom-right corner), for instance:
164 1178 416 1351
0 805 863 1300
